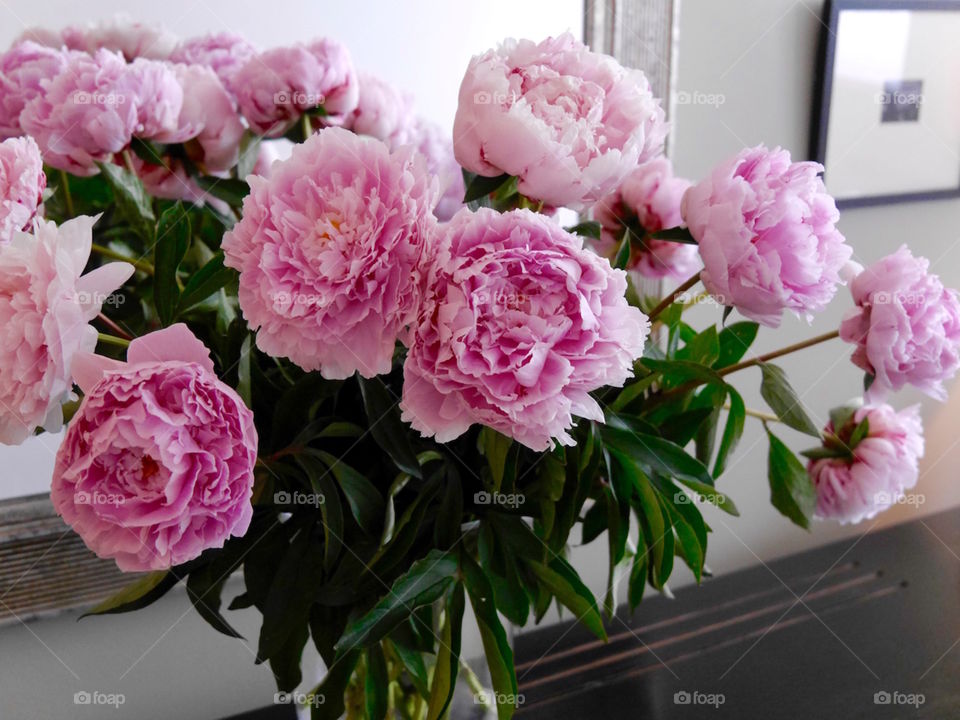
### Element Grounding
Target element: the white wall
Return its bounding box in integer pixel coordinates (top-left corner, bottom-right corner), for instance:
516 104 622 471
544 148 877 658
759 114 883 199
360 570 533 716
0 2 582 718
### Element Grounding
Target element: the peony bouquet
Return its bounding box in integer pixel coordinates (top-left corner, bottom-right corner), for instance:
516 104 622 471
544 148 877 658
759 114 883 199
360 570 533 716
1 18 957 720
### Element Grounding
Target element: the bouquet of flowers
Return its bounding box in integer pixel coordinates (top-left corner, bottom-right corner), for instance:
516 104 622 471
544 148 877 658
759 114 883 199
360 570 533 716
1 17 957 720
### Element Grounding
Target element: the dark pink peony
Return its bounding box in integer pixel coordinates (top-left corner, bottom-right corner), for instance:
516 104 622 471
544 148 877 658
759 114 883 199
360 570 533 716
401 208 649 451
454 33 667 210
592 157 699 280
840 246 960 400
50 324 258 571
682 145 852 327
223 127 438 378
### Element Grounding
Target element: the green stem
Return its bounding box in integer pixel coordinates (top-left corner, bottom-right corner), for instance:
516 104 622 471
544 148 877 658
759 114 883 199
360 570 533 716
725 404 781 423
459 659 492 710
717 329 841 377
59 170 75 217
97 333 130 349
90 244 154 275
302 113 313 142
647 272 701 322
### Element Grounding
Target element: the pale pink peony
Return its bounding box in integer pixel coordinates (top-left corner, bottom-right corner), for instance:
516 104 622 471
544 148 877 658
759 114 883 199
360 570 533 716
234 39 358 137
61 14 177 60
0 136 46 241
223 127 438 378
169 32 257 98
453 33 667 210
250 138 294 178
593 157 700 279
0 215 133 445
11 28 65 50
839 246 960 401
682 145 852 327
346 72 413 144
20 49 139 175
156 63 245 172
401 208 649 451
0 41 71 140
408 118 465 222
808 403 924 524
50 324 257 571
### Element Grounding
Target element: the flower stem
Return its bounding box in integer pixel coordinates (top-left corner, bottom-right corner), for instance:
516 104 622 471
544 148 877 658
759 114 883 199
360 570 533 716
59 170 75 217
459 659 492 710
725 404 781 423
717 329 841 377
90 243 154 275
96 313 133 340
301 113 312 142
97 333 130 349
647 272 701 322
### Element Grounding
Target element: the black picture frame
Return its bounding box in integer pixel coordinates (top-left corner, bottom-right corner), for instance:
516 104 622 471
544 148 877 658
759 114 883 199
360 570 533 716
811 0 960 208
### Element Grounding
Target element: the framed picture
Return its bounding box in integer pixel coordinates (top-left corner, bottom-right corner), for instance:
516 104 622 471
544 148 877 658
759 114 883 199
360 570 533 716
812 0 960 207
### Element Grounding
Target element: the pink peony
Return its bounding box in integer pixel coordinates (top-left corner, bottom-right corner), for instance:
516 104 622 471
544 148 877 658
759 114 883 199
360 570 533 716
593 157 700 280
50 324 258 571
20 49 139 175
346 72 413 144
409 118 465 222
808 403 923 524
0 41 70 140
682 145 852 327
11 28 65 50
223 127 438 378
251 138 294 178
401 208 649 451
0 136 46 241
168 32 257 98
234 39 358 137
453 33 667 210
839 246 960 400
61 14 177 60
0 215 133 445
125 58 184 140
157 63 245 172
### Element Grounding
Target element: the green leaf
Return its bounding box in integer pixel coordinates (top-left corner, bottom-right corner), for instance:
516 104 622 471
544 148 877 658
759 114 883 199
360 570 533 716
81 570 179 617
310 650 359 720
311 450 384 535
613 229 631 270
767 429 816 530
153 203 191 325
236 131 261 179
97 161 155 240
759 363 821 438
650 227 697 244
849 416 870 448
462 555 518 720
676 326 719 366
358 377 422 479
564 221 602 240
714 387 745 477
337 550 458 655
389 637 429 698
659 492 705 582
195 175 250 207
186 561 244 639
602 426 714 488
237 334 252 408
365 644 389 720
715 322 759 368
463 172 513 203
296 455 344 570
425 583 464 720
480 428 513 492
176 252 236 315
527 557 606 641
